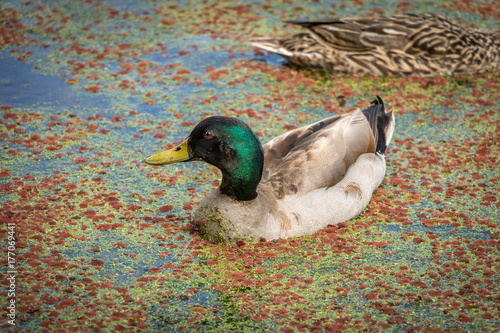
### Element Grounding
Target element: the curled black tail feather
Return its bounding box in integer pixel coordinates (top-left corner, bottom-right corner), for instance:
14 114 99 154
362 96 390 155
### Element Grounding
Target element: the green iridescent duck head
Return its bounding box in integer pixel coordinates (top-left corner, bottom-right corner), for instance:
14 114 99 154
145 116 264 201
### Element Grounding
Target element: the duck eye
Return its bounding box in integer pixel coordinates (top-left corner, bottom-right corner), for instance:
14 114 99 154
203 131 213 139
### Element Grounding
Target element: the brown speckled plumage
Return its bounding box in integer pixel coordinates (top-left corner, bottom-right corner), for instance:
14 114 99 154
251 14 500 76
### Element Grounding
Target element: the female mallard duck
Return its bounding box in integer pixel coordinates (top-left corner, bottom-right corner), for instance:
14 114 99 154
145 97 395 243
250 13 499 76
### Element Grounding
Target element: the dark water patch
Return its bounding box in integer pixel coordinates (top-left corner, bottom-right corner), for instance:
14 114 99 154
0 54 110 109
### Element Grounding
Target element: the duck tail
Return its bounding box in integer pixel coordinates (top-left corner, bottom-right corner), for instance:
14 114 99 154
362 96 395 155
250 37 294 57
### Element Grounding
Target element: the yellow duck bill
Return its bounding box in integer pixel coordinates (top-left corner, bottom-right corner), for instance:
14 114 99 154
144 139 190 165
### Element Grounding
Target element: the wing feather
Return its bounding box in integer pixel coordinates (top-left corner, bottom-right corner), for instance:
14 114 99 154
261 109 375 197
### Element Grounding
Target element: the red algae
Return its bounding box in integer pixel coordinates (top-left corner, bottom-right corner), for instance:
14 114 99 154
1 1 499 332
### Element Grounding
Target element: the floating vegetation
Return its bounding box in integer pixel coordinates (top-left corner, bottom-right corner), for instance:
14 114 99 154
0 0 499 331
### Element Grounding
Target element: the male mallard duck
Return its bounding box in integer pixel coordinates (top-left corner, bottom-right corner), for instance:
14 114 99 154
250 13 500 76
145 97 395 243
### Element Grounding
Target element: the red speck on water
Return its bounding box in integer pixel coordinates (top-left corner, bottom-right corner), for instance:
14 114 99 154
74 158 88 164
90 259 104 266
412 237 425 244
428 290 442 297
3 112 17 119
371 241 389 248
159 251 171 258
115 287 128 293
458 313 474 322
96 224 112 231
430 186 443 193
85 86 99 93
159 205 174 212
117 43 131 50
153 133 166 139
55 298 77 310
66 78 80 85
63 183 77 190
151 190 165 197
482 313 495 319
137 276 157 283
283 124 296 131
87 123 98 133
110 116 124 122
160 19 174 26
207 69 229 80
260 251 277 258
163 263 175 270
190 306 207 314
0 170 12 178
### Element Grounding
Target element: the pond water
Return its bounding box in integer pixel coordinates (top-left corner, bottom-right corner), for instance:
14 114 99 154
1 0 499 332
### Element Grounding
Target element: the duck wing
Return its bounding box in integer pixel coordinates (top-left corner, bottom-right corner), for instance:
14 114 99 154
262 97 395 199
261 108 375 198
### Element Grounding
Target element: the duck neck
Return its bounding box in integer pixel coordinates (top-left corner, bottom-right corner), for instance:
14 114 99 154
218 137 263 201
